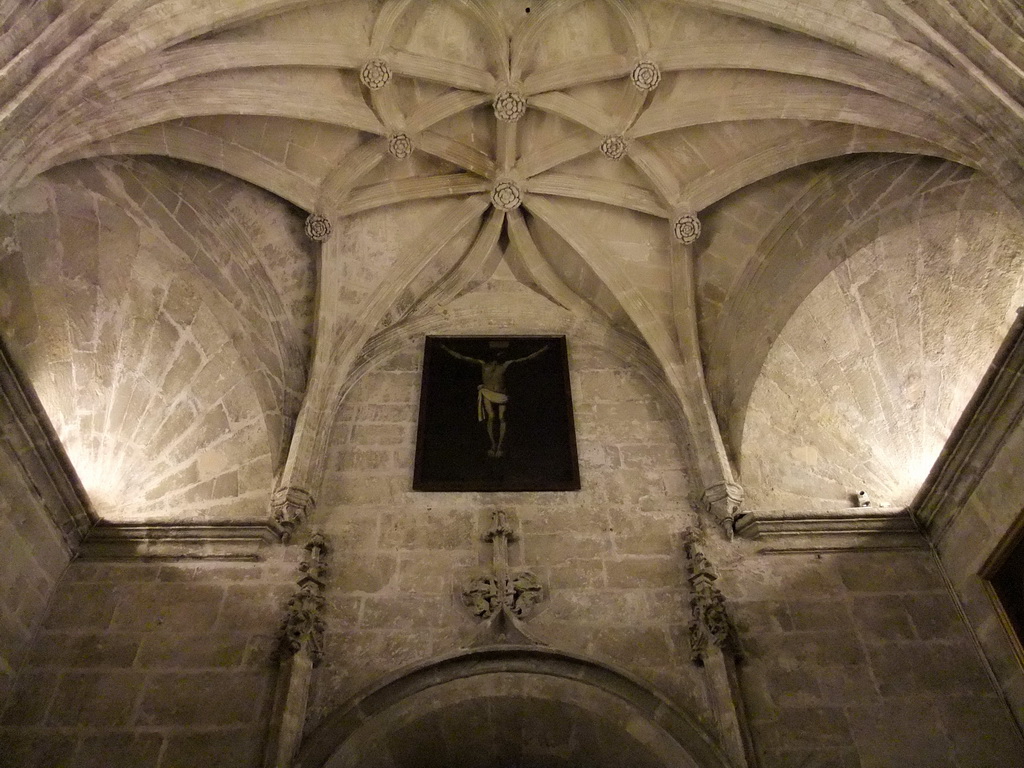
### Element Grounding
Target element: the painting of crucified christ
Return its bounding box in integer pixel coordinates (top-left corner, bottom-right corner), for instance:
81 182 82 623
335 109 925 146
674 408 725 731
413 335 581 491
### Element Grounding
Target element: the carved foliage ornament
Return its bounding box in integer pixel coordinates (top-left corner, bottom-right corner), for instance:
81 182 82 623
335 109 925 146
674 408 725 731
491 180 522 211
600 136 628 160
304 213 332 243
281 533 330 665
462 571 544 619
388 132 413 159
631 61 661 91
673 212 701 245
360 58 391 89
682 529 735 664
493 90 527 122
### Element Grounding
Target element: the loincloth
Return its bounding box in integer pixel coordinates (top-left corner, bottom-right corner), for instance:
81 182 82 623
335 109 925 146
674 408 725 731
477 386 509 421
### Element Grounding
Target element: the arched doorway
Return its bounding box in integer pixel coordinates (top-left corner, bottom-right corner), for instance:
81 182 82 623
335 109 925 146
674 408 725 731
295 646 734 768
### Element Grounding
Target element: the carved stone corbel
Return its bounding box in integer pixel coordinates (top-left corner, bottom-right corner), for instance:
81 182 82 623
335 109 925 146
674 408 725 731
701 481 744 539
270 487 315 542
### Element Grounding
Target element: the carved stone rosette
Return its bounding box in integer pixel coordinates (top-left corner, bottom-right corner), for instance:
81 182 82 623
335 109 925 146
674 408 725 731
271 486 315 542
281 533 330 665
304 213 332 243
491 180 522 211
388 132 413 159
493 90 527 122
673 212 701 245
600 136 628 160
631 60 661 91
682 528 735 664
360 58 391 89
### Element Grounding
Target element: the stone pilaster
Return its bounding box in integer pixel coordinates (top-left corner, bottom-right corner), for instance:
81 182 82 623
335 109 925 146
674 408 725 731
682 528 757 768
264 533 329 768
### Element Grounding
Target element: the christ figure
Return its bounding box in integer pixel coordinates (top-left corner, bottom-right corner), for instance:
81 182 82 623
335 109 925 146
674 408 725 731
440 343 550 458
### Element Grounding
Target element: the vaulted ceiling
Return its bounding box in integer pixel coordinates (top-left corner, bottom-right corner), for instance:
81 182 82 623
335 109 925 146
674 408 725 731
0 0 1022 525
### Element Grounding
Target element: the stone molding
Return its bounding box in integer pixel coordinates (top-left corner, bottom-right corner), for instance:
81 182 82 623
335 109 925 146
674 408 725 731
271 486 315 542
913 308 1024 543
296 646 736 768
734 507 927 552
0 337 95 550
78 521 279 560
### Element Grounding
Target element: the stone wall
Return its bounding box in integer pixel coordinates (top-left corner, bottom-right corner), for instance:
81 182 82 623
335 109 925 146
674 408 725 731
0 443 71 712
714 544 1024 767
306 337 710 730
935 411 1024 722
0 555 300 767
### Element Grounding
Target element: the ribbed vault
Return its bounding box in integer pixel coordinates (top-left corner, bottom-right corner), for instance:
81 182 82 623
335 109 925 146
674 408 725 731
0 0 1022 522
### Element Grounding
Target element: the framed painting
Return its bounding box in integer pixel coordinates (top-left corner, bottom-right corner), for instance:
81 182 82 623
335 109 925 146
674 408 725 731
413 335 581 492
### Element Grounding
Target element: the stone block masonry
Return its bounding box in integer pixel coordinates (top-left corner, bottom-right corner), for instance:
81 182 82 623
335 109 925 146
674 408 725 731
717 547 1024 768
0 554 301 767
0 443 71 714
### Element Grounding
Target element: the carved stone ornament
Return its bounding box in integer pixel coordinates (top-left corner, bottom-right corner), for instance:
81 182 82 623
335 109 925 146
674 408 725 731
682 528 735 664
673 212 701 245
631 60 661 91
493 90 527 122
463 575 501 618
461 510 546 624
600 136 628 160
271 486 315 542
304 213 332 243
491 180 522 211
360 58 392 89
281 533 330 666
462 571 543 619
701 481 743 538
388 132 413 159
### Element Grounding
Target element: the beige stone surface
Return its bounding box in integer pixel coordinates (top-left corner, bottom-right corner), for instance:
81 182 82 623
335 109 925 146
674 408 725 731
0 0 1023 765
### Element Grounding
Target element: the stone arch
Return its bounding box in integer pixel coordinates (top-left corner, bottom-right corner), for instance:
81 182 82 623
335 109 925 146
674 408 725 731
295 645 734 768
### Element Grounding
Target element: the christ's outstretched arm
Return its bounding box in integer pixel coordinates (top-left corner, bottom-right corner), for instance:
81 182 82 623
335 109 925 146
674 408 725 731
441 344 483 365
506 344 550 366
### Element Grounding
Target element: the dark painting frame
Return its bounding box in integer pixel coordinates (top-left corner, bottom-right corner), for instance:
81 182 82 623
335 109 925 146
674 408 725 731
413 335 580 492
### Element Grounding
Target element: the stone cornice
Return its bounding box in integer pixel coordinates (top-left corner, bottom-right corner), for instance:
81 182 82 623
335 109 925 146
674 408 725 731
0 337 95 549
735 508 926 553
913 309 1024 542
78 521 280 561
